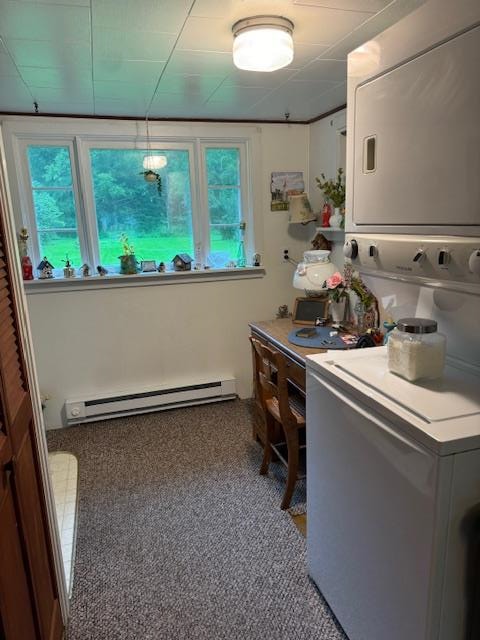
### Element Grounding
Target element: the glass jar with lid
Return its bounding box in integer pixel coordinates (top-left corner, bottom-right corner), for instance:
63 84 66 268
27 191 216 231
387 318 446 382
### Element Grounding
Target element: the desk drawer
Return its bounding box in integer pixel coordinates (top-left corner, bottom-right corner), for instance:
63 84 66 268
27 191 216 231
285 358 306 390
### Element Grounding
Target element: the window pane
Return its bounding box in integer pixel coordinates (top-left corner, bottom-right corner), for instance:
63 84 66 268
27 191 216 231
32 190 77 229
208 188 241 225
28 146 72 187
38 231 81 268
90 149 193 266
206 148 240 186
209 226 240 267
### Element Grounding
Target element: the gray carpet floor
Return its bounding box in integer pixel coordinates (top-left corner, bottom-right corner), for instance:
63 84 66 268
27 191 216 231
47 399 347 640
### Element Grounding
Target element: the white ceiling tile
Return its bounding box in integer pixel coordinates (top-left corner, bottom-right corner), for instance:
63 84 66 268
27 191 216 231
166 50 234 76
93 28 175 62
92 0 192 33
293 0 389 12
0 52 19 78
1 2 91 42
207 85 272 105
35 101 94 115
155 73 226 99
317 0 425 60
31 86 93 105
36 0 90 5
7 39 92 68
19 66 92 89
291 58 347 82
176 16 232 53
94 60 165 84
148 93 210 117
94 81 155 101
292 43 330 68
0 75 32 99
307 81 346 114
279 79 340 101
293 5 372 46
94 98 149 117
222 68 296 89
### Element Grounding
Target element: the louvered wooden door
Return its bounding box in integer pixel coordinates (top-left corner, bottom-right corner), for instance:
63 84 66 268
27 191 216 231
0 204 63 638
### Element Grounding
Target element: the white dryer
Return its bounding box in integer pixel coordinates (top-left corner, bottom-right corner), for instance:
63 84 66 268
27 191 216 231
306 347 480 640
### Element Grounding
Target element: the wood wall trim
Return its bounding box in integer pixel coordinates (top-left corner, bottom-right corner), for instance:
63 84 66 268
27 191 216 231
0 104 347 126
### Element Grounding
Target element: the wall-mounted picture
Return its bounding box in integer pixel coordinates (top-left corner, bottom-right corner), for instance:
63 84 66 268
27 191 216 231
270 171 304 211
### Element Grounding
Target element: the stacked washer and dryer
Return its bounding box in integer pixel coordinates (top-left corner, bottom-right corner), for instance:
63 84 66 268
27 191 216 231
306 1 480 639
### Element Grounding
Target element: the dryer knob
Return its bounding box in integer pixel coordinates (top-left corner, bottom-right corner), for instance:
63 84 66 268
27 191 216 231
438 249 450 266
343 239 358 259
468 249 480 275
413 250 425 263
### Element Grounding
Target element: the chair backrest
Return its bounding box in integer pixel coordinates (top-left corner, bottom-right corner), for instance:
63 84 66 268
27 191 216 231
249 337 297 428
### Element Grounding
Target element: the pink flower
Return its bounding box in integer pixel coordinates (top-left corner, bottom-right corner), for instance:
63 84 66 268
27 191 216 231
326 272 344 289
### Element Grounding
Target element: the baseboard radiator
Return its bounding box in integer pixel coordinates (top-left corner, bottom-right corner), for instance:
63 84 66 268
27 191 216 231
64 378 236 424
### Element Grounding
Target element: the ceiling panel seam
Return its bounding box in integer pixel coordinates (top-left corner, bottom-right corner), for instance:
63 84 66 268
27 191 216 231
0 36 35 109
145 0 197 119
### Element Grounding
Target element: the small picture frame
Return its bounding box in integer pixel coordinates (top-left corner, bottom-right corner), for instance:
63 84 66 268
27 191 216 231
293 296 329 325
141 260 157 272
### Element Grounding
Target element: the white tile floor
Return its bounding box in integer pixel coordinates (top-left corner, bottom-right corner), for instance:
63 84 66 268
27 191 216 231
48 451 78 596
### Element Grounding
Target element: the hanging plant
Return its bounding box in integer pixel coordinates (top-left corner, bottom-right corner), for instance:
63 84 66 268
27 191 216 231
140 169 162 195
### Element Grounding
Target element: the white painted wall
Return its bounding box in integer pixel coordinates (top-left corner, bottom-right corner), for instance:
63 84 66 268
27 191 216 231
308 109 346 271
4 120 313 428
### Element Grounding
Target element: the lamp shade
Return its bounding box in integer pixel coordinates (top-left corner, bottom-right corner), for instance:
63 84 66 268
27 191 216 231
232 16 294 72
143 154 167 171
293 250 338 294
288 193 316 224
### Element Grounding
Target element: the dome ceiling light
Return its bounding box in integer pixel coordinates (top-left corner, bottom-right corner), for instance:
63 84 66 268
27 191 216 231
232 15 294 73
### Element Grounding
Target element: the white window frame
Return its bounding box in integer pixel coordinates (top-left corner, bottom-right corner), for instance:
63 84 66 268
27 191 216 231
77 137 199 269
199 140 252 264
15 136 89 270
3 118 263 290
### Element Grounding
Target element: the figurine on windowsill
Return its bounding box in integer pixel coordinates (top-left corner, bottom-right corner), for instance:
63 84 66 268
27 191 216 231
96 265 108 276
18 228 34 281
37 257 54 279
157 261 166 273
80 263 91 277
62 255 75 278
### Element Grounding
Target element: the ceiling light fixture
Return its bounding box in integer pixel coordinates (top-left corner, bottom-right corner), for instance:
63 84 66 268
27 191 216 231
232 15 294 73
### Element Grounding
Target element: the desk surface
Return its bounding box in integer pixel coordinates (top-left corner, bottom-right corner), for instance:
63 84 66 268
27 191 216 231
249 318 327 367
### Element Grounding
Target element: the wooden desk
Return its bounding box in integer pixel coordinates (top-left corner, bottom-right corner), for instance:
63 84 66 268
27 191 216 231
249 318 327 443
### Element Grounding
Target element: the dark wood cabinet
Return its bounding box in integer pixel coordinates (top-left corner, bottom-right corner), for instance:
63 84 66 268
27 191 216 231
0 197 63 639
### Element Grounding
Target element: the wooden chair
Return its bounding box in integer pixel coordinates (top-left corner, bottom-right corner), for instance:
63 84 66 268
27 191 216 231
249 336 306 510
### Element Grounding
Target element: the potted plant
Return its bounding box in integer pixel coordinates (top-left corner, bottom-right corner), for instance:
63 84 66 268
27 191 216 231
316 168 345 228
324 271 347 322
118 234 138 275
140 169 162 195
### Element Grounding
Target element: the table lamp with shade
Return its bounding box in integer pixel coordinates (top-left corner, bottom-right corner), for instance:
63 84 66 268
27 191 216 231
288 193 316 225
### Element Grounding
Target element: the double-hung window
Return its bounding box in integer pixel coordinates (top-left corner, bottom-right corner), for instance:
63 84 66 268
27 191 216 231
17 133 254 279
25 144 84 268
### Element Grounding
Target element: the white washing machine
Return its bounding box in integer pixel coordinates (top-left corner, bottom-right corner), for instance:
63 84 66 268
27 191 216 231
306 347 480 640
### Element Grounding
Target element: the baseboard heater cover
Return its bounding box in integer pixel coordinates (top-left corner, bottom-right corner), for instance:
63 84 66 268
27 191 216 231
64 378 236 424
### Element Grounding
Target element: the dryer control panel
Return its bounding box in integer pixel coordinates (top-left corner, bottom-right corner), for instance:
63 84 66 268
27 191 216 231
344 234 480 288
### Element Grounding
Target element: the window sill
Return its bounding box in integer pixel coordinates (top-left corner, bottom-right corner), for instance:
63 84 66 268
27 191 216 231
23 266 266 294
